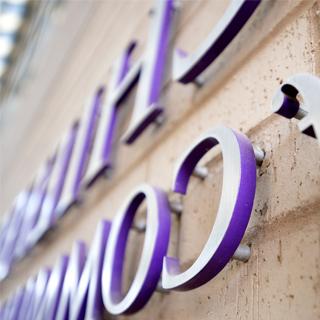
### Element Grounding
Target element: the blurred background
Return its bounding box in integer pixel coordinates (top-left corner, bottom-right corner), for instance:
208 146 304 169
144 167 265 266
0 0 96 218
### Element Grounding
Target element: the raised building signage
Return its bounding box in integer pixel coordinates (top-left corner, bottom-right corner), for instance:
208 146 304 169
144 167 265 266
272 73 320 142
162 127 256 291
1 0 319 318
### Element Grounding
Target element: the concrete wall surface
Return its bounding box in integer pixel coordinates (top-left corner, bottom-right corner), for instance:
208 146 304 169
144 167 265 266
0 1 319 319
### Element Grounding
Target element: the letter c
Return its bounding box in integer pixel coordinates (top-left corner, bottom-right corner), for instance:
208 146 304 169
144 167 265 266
162 126 256 290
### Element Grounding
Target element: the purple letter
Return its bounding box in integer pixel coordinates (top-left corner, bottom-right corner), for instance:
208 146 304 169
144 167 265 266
102 184 170 315
57 89 104 215
162 126 256 290
35 256 69 320
172 0 260 84
272 73 320 143
121 0 173 143
25 268 51 320
56 220 110 320
25 123 78 251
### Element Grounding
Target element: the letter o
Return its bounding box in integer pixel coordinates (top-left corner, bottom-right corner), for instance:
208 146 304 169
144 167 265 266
102 184 170 315
162 126 256 290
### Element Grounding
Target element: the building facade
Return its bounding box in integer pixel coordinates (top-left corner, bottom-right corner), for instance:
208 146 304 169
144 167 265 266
0 0 319 319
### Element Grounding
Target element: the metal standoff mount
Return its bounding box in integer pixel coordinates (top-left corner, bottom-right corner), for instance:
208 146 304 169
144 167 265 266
132 219 146 233
156 279 170 294
169 200 183 216
103 167 113 179
232 244 251 262
173 0 182 11
272 83 308 120
253 145 265 167
192 146 265 176
154 113 166 127
192 165 209 180
194 75 205 88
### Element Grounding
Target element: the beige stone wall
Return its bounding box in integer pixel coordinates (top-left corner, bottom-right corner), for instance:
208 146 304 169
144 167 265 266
0 0 319 319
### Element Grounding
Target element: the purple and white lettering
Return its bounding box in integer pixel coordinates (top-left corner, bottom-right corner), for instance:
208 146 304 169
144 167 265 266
4 286 24 320
26 123 79 249
57 89 104 215
102 184 171 315
35 256 68 320
25 268 51 320
121 0 173 143
84 43 137 186
0 191 30 280
172 0 260 84
162 126 256 290
272 73 320 143
16 277 36 320
56 220 110 320
3 0 320 316
55 241 86 320
13 157 55 256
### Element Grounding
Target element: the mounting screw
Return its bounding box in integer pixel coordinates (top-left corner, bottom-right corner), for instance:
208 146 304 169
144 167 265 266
193 165 209 180
253 145 265 167
132 220 146 233
232 244 251 262
169 200 183 216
